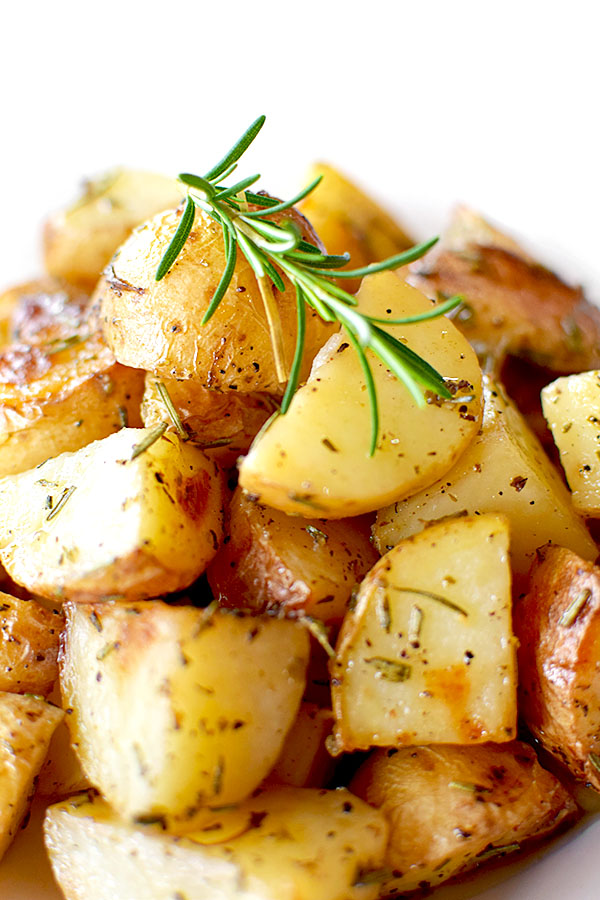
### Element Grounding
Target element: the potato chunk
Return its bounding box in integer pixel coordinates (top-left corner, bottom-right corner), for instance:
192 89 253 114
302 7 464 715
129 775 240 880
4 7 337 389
60 601 309 822
298 162 413 293
0 592 63 695
45 786 388 900
239 272 482 518
514 545 600 790
351 742 576 895
331 515 516 753
0 692 63 860
207 487 378 623
374 376 597 579
541 371 600 516
409 205 600 372
95 203 335 391
265 702 335 788
43 168 184 290
0 427 224 602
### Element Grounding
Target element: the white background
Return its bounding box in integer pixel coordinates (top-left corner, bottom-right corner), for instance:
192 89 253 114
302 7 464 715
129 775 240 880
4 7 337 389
0 1 599 898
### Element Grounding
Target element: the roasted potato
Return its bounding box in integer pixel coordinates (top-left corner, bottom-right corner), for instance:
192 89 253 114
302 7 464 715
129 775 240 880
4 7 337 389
0 592 63 695
297 162 413 293
541 371 600 516
141 374 276 468
60 601 309 822
45 786 388 900
0 691 63 860
0 276 91 349
409 205 600 372
239 271 482 518
95 202 336 391
374 375 597 580
207 487 378 623
514 545 600 790
43 169 184 290
351 741 576 895
0 427 225 602
331 515 517 753
264 702 335 788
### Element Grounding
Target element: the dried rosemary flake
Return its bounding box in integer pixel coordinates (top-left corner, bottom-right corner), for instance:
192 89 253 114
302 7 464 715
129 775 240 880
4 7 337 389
352 868 394 887
305 524 328 545
407 605 423 646
301 616 336 658
559 589 591 627
449 781 491 793
96 640 121 661
476 842 520 863
155 381 187 440
46 485 76 521
375 585 391 632
364 657 411 682
391 585 468 617
588 751 600 775
130 422 168 460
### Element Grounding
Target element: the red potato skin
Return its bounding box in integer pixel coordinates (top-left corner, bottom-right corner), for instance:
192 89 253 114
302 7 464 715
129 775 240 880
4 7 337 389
514 545 600 788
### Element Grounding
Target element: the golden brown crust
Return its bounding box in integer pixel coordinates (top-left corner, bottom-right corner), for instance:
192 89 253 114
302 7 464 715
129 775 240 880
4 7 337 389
515 545 600 788
0 591 63 695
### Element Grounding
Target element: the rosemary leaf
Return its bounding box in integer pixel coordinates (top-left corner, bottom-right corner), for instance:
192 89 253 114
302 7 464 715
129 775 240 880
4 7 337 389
130 423 168 460
391 586 468 617
201 229 238 324
280 285 306 415
364 657 411 682
242 175 323 219
46 485 76 522
203 115 266 182
154 382 187 440
155 194 196 281
559 588 591 627
310 237 439 278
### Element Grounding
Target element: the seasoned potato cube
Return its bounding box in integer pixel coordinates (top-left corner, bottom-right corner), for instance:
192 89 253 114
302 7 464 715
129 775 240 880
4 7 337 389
239 272 482 518
541 371 600 516
45 786 388 900
208 487 378 623
0 692 63 860
409 205 600 372
298 162 413 293
36 719 90 798
265 702 335 788
0 427 224 602
514 545 600 790
141 375 276 469
60 601 309 822
351 741 576 895
0 592 63 695
331 515 516 753
43 169 184 290
374 376 597 579
95 203 335 391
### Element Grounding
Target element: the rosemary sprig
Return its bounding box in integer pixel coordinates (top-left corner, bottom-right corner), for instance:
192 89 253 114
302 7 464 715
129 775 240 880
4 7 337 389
156 116 459 454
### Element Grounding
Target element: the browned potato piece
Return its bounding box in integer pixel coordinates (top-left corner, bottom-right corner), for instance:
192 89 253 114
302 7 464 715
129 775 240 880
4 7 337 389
0 592 63 695
351 741 576 895
298 162 413 293
0 276 91 347
96 203 336 391
514 545 600 789
141 374 276 468
409 206 600 372
43 169 184 290
264 702 335 788
207 487 378 623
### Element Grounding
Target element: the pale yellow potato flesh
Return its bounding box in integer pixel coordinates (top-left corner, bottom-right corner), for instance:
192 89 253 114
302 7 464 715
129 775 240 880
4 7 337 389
239 271 482 518
331 515 517 753
351 742 576 895
60 602 309 821
44 786 388 900
0 427 225 602
541 370 600 516
0 691 63 860
374 376 597 578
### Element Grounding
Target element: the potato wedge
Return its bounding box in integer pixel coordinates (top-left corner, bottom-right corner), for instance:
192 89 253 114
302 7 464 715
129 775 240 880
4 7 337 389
0 691 63 860
96 203 336 391
0 427 224 602
331 515 516 753
409 205 600 372
60 601 309 821
45 786 388 900
541 371 600 516
265 702 335 788
43 169 184 290
36 719 90 798
374 376 597 579
0 592 63 695
141 374 276 468
207 487 378 623
239 271 482 518
298 162 413 293
351 741 576 895
514 545 600 789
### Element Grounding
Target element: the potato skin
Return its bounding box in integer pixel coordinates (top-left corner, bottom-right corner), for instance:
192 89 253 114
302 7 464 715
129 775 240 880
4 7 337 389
351 741 576 894
207 487 379 623
0 592 63 695
514 545 600 789
96 202 336 391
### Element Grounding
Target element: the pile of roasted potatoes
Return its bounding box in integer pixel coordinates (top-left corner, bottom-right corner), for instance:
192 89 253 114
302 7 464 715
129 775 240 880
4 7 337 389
1 160 600 900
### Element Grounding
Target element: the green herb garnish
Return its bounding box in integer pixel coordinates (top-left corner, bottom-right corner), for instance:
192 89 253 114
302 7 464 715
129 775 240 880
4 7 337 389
155 116 461 455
